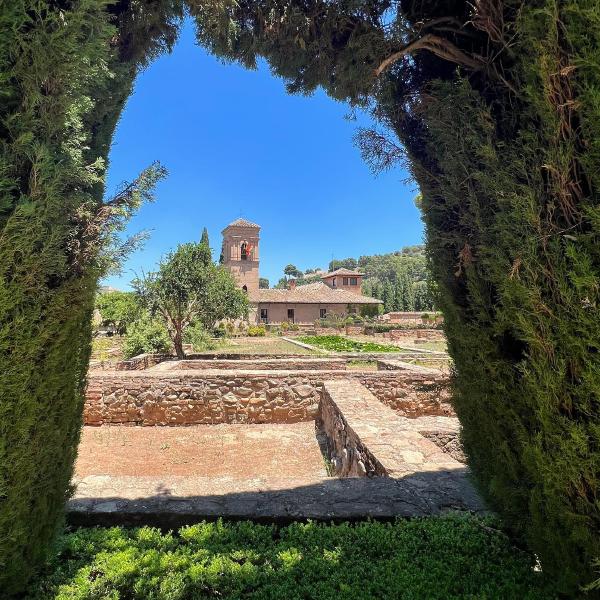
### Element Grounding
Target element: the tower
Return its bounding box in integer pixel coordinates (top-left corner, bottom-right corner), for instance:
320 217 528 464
221 218 260 296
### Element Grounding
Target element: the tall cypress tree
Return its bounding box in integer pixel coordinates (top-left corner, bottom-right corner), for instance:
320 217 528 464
0 1 183 593
200 226 210 247
190 1 600 592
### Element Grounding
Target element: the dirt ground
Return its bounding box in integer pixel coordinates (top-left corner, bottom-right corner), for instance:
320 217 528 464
76 423 328 479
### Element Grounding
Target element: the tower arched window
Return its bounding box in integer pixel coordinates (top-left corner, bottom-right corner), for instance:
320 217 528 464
241 242 248 260
242 285 248 293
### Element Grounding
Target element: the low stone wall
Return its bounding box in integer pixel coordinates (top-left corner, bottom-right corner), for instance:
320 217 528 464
116 353 170 371
164 358 347 371
85 368 453 426
319 380 461 478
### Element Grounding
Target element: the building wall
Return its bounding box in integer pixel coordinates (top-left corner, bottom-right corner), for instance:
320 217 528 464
255 302 357 324
222 225 260 295
322 275 364 295
84 368 453 426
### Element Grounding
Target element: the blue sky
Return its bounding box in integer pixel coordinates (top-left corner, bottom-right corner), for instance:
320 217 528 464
103 18 422 290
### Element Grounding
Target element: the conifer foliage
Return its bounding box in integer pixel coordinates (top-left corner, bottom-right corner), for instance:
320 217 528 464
188 0 600 593
1 0 599 596
0 1 183 594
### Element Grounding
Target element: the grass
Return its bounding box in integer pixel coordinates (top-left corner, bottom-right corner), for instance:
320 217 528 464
90 336 124 363
26 516 556 599
298 335 405 353
198 336 320 356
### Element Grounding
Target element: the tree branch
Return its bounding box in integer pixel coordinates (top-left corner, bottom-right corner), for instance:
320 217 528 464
375 33 484 77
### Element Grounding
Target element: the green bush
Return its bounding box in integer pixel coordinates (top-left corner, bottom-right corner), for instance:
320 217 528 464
183 322 216 352
247 325 266 337
123 317 171 359
27 516 555 599
213 324 227 338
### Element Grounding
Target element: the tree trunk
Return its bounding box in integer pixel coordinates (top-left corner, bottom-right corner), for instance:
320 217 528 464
173 326 186 359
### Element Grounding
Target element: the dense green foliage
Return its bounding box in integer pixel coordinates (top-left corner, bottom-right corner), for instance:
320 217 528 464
122 316 172 359
0 1 182 593
95 291 141 335
190 0 600 593
134 239 248 358
298 335 402 353
27 516 555 599
338 246 436 311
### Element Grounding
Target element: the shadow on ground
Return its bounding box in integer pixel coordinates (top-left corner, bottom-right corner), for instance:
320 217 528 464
68 468 486 528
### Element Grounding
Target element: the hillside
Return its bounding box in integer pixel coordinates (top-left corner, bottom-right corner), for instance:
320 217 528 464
272 246 436 312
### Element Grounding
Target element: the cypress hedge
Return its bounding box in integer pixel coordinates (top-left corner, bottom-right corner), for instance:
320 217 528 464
190 0 600 593
2 0 599 596
0 1 182 594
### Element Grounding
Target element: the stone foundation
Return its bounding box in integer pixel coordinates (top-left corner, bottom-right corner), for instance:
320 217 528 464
319 380 461 478
85 368 453 426
161 358 347 371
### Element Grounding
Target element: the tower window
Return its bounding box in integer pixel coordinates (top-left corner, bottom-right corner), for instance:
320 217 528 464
350 277 357 285
241 242 248 260
242 285 248 293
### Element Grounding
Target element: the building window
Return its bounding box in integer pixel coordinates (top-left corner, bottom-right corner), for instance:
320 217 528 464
240 242 248 260
260 308 268 323
343 277 349 285
287 308 295 323
350 277 357 285
242 285 248 293
348 305 356 314
332 277 336 287
320 308 327 319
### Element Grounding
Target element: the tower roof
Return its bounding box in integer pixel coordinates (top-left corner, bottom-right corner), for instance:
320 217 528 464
223 218 260 231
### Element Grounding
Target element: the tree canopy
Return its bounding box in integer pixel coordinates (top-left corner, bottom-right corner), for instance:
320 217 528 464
134 239 247 358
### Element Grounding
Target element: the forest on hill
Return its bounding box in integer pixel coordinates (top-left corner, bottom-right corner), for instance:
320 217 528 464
273 245 436 312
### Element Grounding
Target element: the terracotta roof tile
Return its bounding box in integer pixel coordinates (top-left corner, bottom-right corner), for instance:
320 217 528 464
250 282 382 304
224 218 260 229
321 268 365 278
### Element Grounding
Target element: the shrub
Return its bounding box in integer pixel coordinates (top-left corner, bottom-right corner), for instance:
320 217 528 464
213 324 227 338
183 322 216 352
123 317 171 358
26 516 555 599
247 325 266 337
280 321 289 331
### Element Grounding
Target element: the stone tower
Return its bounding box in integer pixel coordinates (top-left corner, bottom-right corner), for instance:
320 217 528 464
221 218 260 296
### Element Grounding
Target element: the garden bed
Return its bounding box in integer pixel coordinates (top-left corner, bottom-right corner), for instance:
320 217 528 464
297 335 406 353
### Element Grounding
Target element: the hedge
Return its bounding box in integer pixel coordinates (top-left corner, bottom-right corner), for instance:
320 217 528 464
27 516 555 599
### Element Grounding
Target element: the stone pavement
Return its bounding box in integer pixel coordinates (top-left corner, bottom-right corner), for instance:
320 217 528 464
69 471 484 527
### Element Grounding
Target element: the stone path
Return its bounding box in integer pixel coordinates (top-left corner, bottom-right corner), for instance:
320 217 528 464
69 472 484 527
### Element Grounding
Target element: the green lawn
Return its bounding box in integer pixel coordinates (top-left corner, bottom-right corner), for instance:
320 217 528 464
298 335 406 353
27 516 555 599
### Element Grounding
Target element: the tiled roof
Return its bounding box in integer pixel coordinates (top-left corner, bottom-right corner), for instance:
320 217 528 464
224 218 260 229
321 268 365 278
250 282 382 304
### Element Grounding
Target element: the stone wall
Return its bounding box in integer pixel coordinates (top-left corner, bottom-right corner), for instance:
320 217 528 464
168 358 347 371
85 368 453 426
116 353 170 371
319 380 461 478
